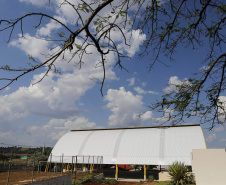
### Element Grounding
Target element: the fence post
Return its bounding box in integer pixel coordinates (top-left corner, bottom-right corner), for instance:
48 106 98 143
32 152 36 183
61 154 64 176
87 156 89 179
71 156 74 183
97 156 99 173
54 162 57 173
26 151 28 172
6 151 13 185
75 156 77 181
37 161 39 173
49 153 52 179
101 157 103 174
82 155 84 181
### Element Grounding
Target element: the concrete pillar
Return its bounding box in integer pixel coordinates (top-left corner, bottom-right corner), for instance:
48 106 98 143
83 164 86 172
74 164 77 171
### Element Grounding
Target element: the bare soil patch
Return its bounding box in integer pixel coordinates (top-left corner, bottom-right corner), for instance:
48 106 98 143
0 171 63 185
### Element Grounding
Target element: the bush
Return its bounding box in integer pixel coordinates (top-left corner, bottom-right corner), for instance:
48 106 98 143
168 161 188 185
187 173 195 184
27 152 48 166
148 175 154 180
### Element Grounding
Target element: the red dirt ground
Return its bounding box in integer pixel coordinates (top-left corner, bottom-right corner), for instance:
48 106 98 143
0 171 63 185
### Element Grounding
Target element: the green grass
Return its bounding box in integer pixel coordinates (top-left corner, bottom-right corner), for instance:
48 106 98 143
88 178 118 183
155 181 195 185
155 181 174 185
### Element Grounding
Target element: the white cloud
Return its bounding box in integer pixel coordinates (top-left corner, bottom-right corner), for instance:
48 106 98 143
200 65 210 72
3 87 10 92
3 26 141 144
0 72 86 125
37 16 67 37
141 82 147 87
221 138 226 142
206 133 216 143
218 96 226 122
117 29 146 58
127 77 135 86
134 87 159 95
19 0 49 7
148 90 159 95
10 33 51 60
134 86 146 94
39 116 96 141
54 0 86 24
215 125 225 132
155 108 174 123
11 116 97 146
3 0 148 146
0 39 117 145
104 87 152 127
140 111 153 121
163 76 191 93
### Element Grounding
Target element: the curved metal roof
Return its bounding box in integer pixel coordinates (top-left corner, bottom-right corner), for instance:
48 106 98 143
50 124 206 165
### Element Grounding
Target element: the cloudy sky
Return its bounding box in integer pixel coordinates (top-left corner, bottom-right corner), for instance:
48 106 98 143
0 0 225 148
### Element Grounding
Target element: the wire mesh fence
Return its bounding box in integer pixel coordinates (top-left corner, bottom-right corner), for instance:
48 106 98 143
0 152 103 185
45 154 104 183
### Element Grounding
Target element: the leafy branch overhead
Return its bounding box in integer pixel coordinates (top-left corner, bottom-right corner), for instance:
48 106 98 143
0 0 225 128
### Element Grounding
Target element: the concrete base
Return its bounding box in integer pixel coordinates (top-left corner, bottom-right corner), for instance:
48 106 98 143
158 172 171 182
115 174 118 180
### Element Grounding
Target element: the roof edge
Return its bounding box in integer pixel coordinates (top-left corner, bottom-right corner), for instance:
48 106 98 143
71 124 200 132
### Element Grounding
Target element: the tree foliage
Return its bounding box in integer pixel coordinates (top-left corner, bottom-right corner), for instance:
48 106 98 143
0 151 9 162
27 152 49 166
0 147 52 155
0 0 225 128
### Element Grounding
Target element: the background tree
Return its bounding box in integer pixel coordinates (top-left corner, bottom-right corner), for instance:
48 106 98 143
27 152 49 167
0 151 9 163
0 0 225 129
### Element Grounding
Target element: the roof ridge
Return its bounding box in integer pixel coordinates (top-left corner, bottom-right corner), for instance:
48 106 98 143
71 124 200 132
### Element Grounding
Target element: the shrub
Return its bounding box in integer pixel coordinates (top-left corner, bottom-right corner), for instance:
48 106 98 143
187 173 195 184
168 161 188 185
148 174 154 180
27 152 48 166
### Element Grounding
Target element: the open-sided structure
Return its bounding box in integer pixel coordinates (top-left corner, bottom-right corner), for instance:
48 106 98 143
50 124 206 166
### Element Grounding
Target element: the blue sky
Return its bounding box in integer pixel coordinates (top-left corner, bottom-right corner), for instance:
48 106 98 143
0 0 225 148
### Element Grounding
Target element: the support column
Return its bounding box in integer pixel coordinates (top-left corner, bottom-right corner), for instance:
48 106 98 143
144 165 146 181
67 163 70 172
115 164 118 180
90 164 93 173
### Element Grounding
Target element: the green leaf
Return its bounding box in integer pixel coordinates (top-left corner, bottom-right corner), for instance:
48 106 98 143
58 32 65 37
75 44 82 50
1 65 10 70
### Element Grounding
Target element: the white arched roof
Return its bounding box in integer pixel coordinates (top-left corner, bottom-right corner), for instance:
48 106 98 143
50 124 206 165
